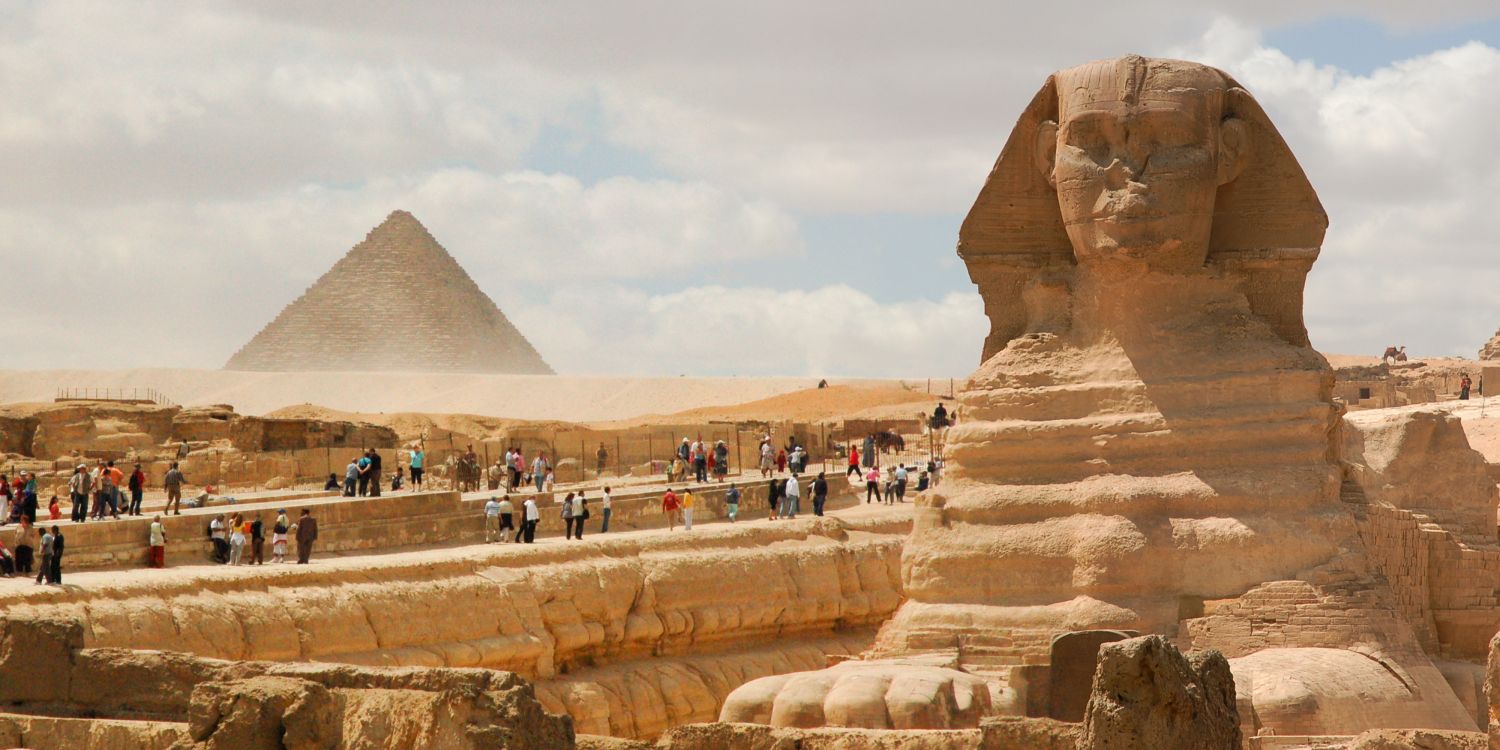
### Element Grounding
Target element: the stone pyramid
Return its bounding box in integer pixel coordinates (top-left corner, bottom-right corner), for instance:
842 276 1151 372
225 210 553 374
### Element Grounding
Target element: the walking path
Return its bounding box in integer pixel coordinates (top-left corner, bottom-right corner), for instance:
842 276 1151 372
0 492 913 593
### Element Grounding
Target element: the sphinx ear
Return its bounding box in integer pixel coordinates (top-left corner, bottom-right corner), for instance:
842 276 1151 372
1217 117 1249 185
1035 120 1059 187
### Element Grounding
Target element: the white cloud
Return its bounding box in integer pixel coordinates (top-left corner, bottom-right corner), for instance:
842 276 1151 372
4 0 1500 381
510 284 986 378
1172 20 1500 357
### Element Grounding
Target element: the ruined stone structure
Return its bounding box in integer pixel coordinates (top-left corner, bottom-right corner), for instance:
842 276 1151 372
721 55 1478 738
225 210 552 374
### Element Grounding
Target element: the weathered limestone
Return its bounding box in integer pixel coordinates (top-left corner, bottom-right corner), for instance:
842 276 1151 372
725 55 1476 738
3 515 902 741
225 210 552 374
1079 636 1238 749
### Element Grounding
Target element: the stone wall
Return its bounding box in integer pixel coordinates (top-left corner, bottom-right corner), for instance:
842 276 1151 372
42 479 855 571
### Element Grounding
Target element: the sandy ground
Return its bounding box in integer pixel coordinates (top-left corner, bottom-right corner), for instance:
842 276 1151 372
0 369 911 422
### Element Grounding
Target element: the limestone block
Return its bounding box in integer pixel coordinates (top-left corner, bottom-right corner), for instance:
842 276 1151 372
1079 636 1238 749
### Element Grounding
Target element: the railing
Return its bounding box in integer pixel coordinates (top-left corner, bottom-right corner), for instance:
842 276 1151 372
55 387 176 406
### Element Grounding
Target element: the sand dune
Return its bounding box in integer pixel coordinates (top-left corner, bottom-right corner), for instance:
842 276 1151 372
0 368 912 423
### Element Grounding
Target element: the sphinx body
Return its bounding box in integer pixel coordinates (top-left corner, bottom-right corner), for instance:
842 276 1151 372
724 56 1476 736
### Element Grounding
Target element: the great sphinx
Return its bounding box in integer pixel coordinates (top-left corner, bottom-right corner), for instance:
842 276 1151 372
724 55 1478 737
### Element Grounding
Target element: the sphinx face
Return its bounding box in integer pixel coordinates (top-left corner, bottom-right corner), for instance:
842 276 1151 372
1047 59 1239 273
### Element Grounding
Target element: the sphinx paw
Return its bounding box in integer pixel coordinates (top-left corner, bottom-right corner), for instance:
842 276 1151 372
719 660 991 730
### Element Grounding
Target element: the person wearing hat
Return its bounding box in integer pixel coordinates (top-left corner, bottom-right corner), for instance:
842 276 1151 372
271 510 289 563
68 464 91 523
294 508 318 564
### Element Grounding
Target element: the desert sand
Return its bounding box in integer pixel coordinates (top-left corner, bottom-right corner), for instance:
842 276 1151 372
0 368 921 422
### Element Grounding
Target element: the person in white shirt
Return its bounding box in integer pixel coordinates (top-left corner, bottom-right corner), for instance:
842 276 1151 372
520 497 539 543
600 487 613 533
483 497 502 543
209 515 228 564
782 475 800 519
895 464 909 502
571 492 587 540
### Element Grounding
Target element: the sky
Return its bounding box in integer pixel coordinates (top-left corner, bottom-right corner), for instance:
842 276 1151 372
3 1 1500 377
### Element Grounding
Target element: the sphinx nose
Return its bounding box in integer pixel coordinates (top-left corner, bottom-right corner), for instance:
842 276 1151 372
1103 157 1137 190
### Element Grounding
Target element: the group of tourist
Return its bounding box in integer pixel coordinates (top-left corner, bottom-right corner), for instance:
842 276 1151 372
341 449 389 497
757 439 810 478
481 485 617 543
0 517 63 584
674 438 730 483
169 507 317 568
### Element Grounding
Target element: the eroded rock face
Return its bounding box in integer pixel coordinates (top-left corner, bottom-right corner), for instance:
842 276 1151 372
1343 409 1498 538
1078 636 1238 750
738 54 1474 737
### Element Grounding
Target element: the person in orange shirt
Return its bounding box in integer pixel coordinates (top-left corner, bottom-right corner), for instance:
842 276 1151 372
661 489 680 531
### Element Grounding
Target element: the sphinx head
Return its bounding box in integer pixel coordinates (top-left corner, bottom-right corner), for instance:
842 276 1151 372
958 55 1327 359
1036 56 1248 272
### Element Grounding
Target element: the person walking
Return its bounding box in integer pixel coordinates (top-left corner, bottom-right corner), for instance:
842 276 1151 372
847 445 860 478
883 467 897 504
521 496 539 543
572 492 587 540
600 487 612 533
865 466 881 503
680 489 695 531
69 464 90 523
46 526 63 585
410 446 425 490
484 496 503 542
782 474 800 519
13 518 36 574
813 472 829 517
294 509 318 564
776 448 787 475
128 463 146 516
344 457 359 497
148 516 167 568
725 482 740 522
662 489 680 531
34 525 53 585
1461 373 1473 400
164 462 185 515
532 452 549 493
271 512 289 563
250 513 265 565
767 478 781 520
560 492 576 539
228 513 246 566
759 441 773 478
497 495 515 542
209 515 229 564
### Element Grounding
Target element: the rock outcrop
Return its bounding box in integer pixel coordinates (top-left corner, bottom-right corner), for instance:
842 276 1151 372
225 210 552 374
731 54 1476 737
1078 636 1238 750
